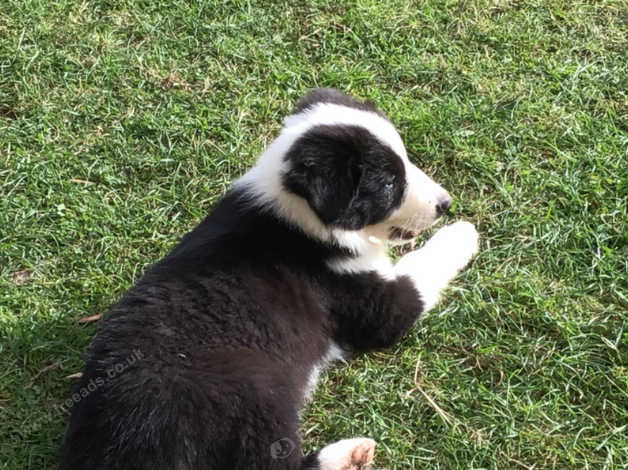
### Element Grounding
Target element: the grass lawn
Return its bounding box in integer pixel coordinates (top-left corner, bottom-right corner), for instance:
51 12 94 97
1 0 626 468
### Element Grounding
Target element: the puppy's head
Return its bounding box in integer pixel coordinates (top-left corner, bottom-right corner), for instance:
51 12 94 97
281 89 451 245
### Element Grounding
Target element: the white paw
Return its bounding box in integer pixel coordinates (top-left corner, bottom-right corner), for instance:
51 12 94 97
427 220 479 270
394 221 479 312
318 437 376 470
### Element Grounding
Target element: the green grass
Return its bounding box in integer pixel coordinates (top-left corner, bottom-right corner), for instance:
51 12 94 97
1 0 626 468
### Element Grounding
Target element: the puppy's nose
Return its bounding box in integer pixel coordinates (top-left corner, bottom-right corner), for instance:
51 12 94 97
435 195 452 216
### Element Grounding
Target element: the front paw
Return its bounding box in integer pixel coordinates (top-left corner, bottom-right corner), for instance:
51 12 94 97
427 221 479 270
394 221 478 313
396 221 479 277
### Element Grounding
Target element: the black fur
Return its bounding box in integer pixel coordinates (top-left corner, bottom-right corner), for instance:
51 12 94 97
282 125 406 230
59 92 424 470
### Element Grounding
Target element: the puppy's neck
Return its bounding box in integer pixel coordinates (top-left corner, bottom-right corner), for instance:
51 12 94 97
236 172 374 257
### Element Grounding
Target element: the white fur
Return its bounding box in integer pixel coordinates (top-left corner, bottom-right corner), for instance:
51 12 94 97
317 437 376 470
327 243 395 280
395 221 479 312
283 103 407 158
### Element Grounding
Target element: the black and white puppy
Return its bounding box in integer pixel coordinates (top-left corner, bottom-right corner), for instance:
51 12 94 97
60 89 479 470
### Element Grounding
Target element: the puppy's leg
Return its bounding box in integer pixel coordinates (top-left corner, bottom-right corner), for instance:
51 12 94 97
395 221 479 313
302 438 376 470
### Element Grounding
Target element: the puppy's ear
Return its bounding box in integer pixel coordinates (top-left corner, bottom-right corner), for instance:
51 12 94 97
282 125 366 229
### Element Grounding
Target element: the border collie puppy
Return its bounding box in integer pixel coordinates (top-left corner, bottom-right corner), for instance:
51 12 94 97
60 89 479 470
